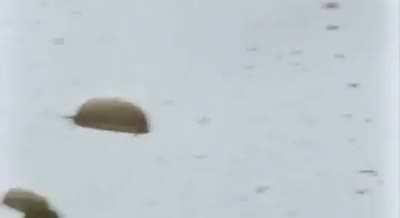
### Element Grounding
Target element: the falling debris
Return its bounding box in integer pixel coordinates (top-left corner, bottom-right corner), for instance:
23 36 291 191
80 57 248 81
326 24 340 31
3 188 59 218
322 2 340 10
255 185 270 194
347 83 360 88
51 38 64 45
67 98 149 134
358 170 378 176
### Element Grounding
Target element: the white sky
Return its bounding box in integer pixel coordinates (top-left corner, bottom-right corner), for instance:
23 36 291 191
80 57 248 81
0 1 398 218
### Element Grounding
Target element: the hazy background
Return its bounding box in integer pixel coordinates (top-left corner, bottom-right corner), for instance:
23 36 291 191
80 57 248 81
0 1 398 218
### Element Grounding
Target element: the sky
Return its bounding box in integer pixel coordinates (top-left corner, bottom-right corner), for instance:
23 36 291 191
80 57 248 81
0 1 398 218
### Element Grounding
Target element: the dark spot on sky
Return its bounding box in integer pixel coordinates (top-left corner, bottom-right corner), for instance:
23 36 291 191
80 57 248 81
358 170 378 176
255 185 270 194
51 37 64 45
347 137 357 143
70 98 149 134
197 116 211 126
355 188 369 195
347 83 360 88
3 188 59 218
326 24 340 31
333 53 346 59
364 118 373 123
322 2 340 10
193 154 208 159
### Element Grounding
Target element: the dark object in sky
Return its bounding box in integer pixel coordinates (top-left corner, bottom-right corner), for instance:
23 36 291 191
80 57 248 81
355 188 369 195
3 188 59 218
68 98 149 134
322 2 340 10
255 185 270 194
333 53 346 59
347 83 360 88
326 24 340 30
364 118 373 123
358 169 378 176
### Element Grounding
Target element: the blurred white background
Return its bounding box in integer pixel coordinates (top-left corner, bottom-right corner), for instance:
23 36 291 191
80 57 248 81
0 1 398 218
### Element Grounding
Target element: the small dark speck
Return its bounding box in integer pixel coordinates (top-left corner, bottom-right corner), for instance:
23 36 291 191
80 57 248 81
334 53 346 59
51 37 64 45
197 116 211 126
347 83 360 88
347 137 357 143
290 49 303 55
355 188 369 195
358 170 378 176
255 185 270 194
245 47 258 52
322 2 340 10
364 118 373 123
193 154 208 159
326 24 340 31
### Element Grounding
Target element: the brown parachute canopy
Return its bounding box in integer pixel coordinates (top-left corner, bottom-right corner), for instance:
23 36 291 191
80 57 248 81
2 188 59 218
69 98 149 134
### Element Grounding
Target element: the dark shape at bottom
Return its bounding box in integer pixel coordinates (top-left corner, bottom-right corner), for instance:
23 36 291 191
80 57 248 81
2 188 59 218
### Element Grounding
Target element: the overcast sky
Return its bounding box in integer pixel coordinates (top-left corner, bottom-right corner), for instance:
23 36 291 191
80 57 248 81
0 1 398 218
